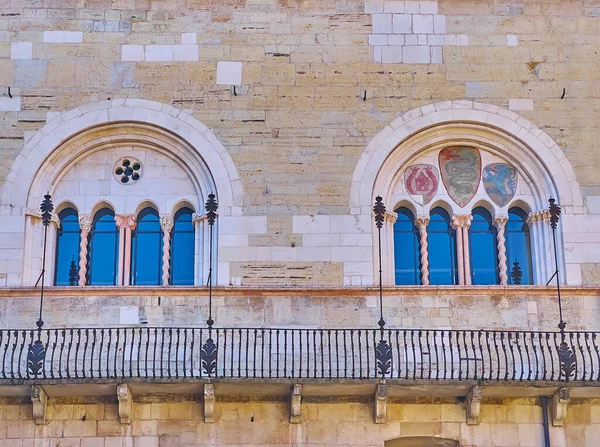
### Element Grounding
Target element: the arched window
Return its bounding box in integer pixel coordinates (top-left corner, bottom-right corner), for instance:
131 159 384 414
170 207 195 286
87 208 118 286
428 207 458 285
469 207 498 285
54 208 80 286
131 207 163 285
506 207 533 285
393 207 421 285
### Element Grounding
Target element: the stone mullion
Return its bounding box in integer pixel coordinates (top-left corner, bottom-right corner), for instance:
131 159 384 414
462 220 473 286
452 215 472 286
116 215 136 286
494 216 508 285
160 215 174 286
384 211 398 286
193 213 206 286
527 212 542 284
452 218 465 286
78 215 92 286
415 216 430 286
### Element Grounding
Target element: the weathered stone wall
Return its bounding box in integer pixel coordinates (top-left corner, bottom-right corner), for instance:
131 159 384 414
0 288 597 330
1 0 600 287
0 397 598 446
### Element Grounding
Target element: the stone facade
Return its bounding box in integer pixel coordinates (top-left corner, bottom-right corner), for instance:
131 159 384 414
1 0 600 446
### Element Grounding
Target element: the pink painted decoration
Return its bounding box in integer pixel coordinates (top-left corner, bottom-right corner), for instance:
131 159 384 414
405 164 439 205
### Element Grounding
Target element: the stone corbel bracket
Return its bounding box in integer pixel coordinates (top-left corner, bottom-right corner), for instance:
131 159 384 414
375 383 387 424
466 386 483 425
204 383 215 423
30 385 48 425
117 383 132 424
290 384 302 423
551 387 570 427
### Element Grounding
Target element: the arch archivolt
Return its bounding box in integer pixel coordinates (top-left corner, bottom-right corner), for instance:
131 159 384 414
1 99 240 286
351 101 582 286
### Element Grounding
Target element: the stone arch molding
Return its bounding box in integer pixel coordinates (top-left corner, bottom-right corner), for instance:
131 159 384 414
350 100 583 286
1 98 242 286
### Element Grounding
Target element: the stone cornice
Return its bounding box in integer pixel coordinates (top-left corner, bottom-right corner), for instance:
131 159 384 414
0 285 598 297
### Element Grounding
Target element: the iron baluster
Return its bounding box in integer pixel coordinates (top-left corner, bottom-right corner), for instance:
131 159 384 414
291 329 296 379
334 330 339 379
107 328 113 378
592 334 600 381
246 329 250 379
357 330 363 379
350 329 355 379
515 332 523 381
284 329 288 379
584 333 593 381
524 332 532 381
312 330 317 379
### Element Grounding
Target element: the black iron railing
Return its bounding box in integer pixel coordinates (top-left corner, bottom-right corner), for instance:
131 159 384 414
1 327 597 382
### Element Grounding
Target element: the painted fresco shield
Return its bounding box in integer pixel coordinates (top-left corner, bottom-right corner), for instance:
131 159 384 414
438 147 481 208
404 164 439 205
483 163 518 208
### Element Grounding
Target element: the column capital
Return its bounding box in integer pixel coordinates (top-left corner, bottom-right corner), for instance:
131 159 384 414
79 214 93 231
192 212 207 223
493 215 508 229
160 214 174 231
415 216 430 228
116 214 137 231
528 209 550 226
25 208 60 227
384 211 398 224
451 214 472 230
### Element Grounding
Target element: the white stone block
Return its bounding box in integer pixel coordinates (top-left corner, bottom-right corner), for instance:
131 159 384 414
586 196 600 214
433 15 446 34
181 32 197 45
405 1 420 12
392 14 411 33
457 35 469 46
384 1 405 13
220 216 267 234
216 61 243 85
145 45 173 61
419 1 438 13
11 42 32 60
329 215 371 234
373 46 382 62
431 45 443 63
340 233 372 246
412 14 434 33
372 14 393 34
368 34 388 46
381 46 403 63
220 234 249 247
120 306 139 325
292 215 330 233
297 247 331 262
173 44 199 61
343 262 373 276
387 34 404 45
507 34 518 46
43 31 64 43
64 31 83 43
332 247 372 262
303 233 340 246
418 34 427 45
272 247 297 262
509 98 534 111
427 34 444 45
121 45 144 61
217 261 230 285
0 97 21 112
365 0 384 13
403 45 431 63
444 35 457 45
405 34 418 45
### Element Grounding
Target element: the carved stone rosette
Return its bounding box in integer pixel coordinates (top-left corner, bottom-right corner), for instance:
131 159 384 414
493 216 508 285
77 215 93 286
415 216 430 285
160 214 174 286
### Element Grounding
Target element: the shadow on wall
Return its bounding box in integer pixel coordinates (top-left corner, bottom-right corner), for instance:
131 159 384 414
385 437 459 447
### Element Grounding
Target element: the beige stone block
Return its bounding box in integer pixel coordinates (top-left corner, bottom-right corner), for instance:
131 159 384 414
507 404 534 423
104 404 119 420
75 61 110 89
568 403 591 424
133 420 157 436
260 64 296 85
47 60 75 87
440 404 465 423
81 438 105 447
63 420 97 437
53 404 75 420
133 404 152 420
6 420 35 438
0 60 14 85
73 404 105 421
307 420 338 444
400 422 443 437
403 404 441 422
97 420 130 437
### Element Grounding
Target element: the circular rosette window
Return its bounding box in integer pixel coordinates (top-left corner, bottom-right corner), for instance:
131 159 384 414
113 157 142 185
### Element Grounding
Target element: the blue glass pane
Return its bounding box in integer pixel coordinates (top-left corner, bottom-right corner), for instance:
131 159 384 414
88 208 118 286
170 207 195 285
469 207 498 285
428 207 457 285
131 208 163 286
54 208 80 286
506 207 533 285
393 207 421 285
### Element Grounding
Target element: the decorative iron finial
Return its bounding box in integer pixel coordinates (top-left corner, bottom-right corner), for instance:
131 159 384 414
68 259 78 286
40 194 53 227
373 196 386 229
510 261 523 285
373 196 392 378
549 198 561 230
205 193 218 226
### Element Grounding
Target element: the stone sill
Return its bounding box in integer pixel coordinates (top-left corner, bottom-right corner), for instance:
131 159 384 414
0 285 599 297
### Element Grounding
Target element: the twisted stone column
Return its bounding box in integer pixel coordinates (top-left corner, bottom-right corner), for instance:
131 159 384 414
494 216 508 285
160 214 174 286
415 216 430 286
77 215 92 286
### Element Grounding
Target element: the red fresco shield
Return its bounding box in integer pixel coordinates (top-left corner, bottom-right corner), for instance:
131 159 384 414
404 164 439 205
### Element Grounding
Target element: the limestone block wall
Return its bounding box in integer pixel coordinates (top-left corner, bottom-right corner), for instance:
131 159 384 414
0 288 597 331
2 0 600 287
0 397 598 446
